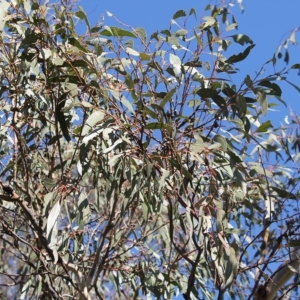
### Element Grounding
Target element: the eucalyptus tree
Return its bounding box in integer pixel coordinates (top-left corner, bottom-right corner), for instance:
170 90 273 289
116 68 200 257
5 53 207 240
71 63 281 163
0 0 300 299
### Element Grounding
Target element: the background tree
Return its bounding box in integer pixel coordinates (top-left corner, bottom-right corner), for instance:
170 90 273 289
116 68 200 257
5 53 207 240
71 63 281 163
0 0 300 299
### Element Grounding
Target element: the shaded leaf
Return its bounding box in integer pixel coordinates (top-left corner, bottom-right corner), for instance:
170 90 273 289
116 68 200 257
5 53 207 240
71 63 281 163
272 187 297 200
258 80 282 96
196 88 219 98
173 10 187 19
225 44 255 64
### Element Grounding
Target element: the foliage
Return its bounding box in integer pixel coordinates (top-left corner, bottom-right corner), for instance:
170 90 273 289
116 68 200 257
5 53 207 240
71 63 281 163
0 0 300 299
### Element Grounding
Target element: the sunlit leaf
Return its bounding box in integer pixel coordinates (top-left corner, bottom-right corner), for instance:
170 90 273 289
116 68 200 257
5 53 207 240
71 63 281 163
256 120 273 133
100 26 136 38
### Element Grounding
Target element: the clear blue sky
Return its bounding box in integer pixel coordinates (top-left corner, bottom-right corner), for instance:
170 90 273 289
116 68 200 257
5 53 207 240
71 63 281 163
78 0 300 127
74 1 300 299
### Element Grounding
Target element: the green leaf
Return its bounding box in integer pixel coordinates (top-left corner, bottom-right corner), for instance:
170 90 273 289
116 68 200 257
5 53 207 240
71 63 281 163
76 193 91 230
235 95 247 119
169 158 193 181
140 53 150 60
175 29 188 37
56 92 71 142
47 201 61 246
287 240 300 247
256 120 273 133
256 91 268 115
211 95 226 108
244 75 253 89
142 107 158 120
103 139 123 154
291 64 300 69
76 7 91 32
189 8 197 18
173 10 187 19
245 97 257 103
23 0 31 14
194 30 203 47
272 187 297 200
231 34 253 45
126 47 139 56
284 50 289 64
169 53 181 66
135 27 147 43
69 37 89 53
216 209 226 232
201 16 216 30
225 44 255 64
110 89 134 113
82 111 105 135
222 87 236 97
223 248 238 290
226 23 237 31
144 122 173 132
213 135 227 151
100 26 136 38
49 75 84 84
57 111 71 142
244 116 251 133
161 88 176 107
196 88 219 98
258 80 282 96
284 79 300 93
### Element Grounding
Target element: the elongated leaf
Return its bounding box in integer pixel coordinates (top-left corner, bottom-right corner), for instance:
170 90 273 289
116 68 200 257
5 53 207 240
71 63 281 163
126 47 139 56
258 80 282 96
135 27 147 43
291 64 300 69
56 92 71 141
284 79 300 93
169 158 193 180
212 95 226 107
197 88 219 98
100 26 136 38
213 135 227 151
256 120 273 133
57 111 71 142
143 107 158 119
231 34 253 45
47 201 61 246
69 37 89 53
173 10 187 19
82 111 105 135
272 187 297 200
161 88 176 107
144 122 173 132
110 89 134 113
77 193 91 230
226 44 255 64
103 138 123 154
235 94 246 119
76 7 91 32
49 75 84 84
169 53 181 66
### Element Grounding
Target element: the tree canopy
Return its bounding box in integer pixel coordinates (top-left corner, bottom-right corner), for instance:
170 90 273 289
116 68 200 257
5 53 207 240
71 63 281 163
1 0 300 299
